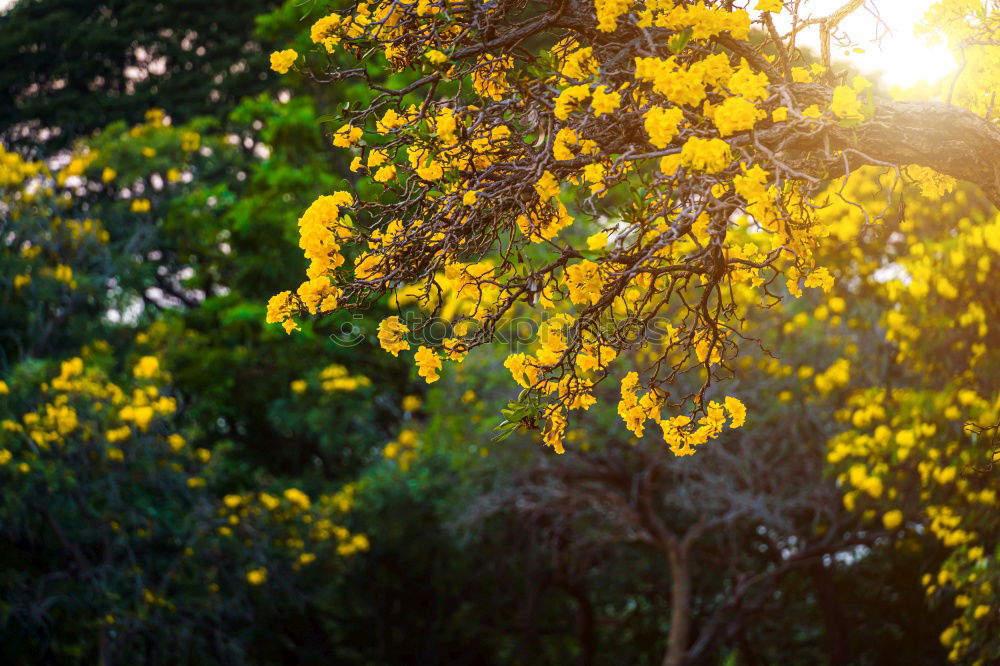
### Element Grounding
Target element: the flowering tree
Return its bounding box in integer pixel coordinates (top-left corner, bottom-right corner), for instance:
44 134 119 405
0 350 367 664
1 97 403 663
265 0 999 457
818 177 1000 663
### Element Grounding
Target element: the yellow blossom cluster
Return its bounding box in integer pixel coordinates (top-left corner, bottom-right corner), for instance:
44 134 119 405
0 143 46 187
262 0 996 459
383 428 420 471
269 48 297 74
0 352 188 474
319 364 371 392
828 386 998 663
619 371 747 455
220 482 369 582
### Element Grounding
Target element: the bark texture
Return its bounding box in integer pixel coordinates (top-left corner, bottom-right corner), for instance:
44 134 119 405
777 83 1000 207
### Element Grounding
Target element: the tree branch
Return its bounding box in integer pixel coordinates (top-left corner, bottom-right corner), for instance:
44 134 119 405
763 83 1000 207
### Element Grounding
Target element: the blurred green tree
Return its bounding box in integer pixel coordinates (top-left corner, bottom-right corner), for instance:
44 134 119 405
0 0 282 152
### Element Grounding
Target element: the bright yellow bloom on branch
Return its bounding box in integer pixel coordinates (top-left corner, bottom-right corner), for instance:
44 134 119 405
643 106 684 149
414 346 442 383
269 49 297 74
680 137 732 174
378 316 410 356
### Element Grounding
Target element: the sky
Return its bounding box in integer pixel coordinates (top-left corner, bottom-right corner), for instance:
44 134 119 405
767 0 958 87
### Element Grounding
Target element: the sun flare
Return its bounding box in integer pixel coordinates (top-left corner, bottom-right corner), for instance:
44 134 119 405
770 0 959 88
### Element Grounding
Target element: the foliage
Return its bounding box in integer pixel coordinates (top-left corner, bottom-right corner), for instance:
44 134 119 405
0 348 366 664
0 0 283 151
2 0 999 664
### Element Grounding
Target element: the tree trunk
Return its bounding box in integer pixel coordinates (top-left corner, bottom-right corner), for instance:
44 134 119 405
99 626 111 666
663 542 691 666
809 563 849 666
567 583 597 666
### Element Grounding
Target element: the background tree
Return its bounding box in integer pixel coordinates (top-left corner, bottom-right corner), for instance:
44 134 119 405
0 0 283 152
1 0 997 663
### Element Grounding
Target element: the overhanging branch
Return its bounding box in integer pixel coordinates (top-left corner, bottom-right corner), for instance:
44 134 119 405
765 83 1000 207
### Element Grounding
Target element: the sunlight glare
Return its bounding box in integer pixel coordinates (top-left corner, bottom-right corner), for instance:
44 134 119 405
769 0 959 88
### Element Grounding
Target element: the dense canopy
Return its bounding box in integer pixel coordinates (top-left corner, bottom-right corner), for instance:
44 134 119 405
1 0 998 664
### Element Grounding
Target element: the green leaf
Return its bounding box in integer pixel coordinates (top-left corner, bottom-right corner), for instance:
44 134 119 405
669 28 693 55
491 421 519 441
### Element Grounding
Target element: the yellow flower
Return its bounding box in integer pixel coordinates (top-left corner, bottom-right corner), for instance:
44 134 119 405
590 85 621 117
259 492 280 510
167 434 186 451
713 96 764 136
643 106 684 149
586 232 608 250
377 108 407 133
425 49 447 65
266 291 295 324
246 568 268 585
291 379 308 394
284 487 311 509
434 107 458 146
378 316 410 356
680 137 732 173
594 0 631 32
504 353 540 388
803 267 834 292
534 171 560 200
728 65 770 102
402 395 422 411
0 380 8 395
755 0 783 12
297 277 340 314
830 85 863 121
802 104 822 118
724 396 746 428
180 132 200 151
373 164 397 182
269 49 298 74
882 509 903 530
133 356 160 379
565 260 603 306
553 85 590 120
414 346 442 383
310 14 342 51
553 127 578 161
543 408 567 453
333 124 363 148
